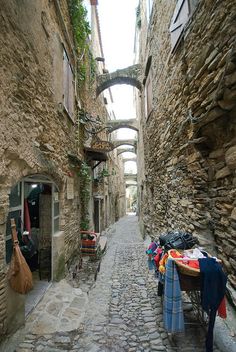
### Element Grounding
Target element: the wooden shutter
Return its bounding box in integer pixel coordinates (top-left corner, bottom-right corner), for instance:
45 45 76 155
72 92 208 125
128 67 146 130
63 49 74 121
63 50 69 112
68 65 74 119
145 70 153 118
169 0 190 52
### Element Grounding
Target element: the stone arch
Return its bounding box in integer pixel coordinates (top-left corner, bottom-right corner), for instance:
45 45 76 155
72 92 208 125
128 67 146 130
112 140 136 149
124 174 137 181
126 182 137 187
107 119 139 133
122 157 137 162
117 148 136 156
97 64 142 96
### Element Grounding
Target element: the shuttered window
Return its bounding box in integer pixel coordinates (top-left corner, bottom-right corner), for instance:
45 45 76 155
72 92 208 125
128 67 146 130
63 49 74 121
169 0 189 52
145 69 153 119
169 0 199 52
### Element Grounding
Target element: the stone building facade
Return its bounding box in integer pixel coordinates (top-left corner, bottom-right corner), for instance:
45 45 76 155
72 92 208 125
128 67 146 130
136 0 236 306
81 1 126 232
0 0 125 337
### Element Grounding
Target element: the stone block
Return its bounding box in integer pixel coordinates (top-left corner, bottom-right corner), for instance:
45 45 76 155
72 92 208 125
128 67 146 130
207 53 222 72
225 145 236 170
205 49 219 66
205 107 226 125
221 258 232 271
225 71 236 87
215 166 231 179
180 199 191 207
229 258 236 270
209 148 224 159
218 98 236 110
230 208 236 221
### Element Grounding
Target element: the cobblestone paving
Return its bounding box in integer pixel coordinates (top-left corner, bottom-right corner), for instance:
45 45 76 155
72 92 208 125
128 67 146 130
14 215 222 352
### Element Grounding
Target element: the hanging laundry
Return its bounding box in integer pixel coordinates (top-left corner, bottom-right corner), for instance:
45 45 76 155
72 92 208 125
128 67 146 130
198 257 227 352
163 259 184 333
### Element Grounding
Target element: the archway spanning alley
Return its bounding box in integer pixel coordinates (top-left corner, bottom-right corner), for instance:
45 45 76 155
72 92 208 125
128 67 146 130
96 64 142 96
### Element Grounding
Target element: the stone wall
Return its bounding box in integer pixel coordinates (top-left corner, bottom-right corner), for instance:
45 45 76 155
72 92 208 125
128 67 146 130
137 0 236 305
0 0 80 334
0 0 126 336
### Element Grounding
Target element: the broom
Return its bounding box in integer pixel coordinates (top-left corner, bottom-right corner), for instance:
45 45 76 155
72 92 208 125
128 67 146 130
8 218 33 294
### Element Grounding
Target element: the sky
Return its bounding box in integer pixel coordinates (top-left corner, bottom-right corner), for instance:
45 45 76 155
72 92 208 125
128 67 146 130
98 0 139 140
98 0 139 71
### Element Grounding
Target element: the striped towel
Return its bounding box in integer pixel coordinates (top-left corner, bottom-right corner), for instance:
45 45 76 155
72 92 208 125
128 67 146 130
163 259 184 333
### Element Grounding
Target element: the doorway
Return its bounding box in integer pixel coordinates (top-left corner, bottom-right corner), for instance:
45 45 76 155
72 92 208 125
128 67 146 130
6 175 59 315
94 198 100 233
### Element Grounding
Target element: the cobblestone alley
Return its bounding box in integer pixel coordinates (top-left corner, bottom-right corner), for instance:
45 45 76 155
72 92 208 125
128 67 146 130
3 215 224 352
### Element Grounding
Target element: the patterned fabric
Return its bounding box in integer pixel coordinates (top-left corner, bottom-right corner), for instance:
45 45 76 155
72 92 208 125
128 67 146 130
163 259 184 333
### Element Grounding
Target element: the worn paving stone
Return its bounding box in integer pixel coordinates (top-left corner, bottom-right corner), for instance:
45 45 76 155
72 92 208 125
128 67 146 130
4 216 223 352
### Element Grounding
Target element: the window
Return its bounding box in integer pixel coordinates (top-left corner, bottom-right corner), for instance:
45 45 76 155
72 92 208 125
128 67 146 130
144 56 153 119
63 49 74 120
169 0 199 52
145 72 153 118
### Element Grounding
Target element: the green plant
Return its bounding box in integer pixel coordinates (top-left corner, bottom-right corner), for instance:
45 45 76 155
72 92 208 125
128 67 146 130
92 168 110 184
69 0 91 52
69 0 97 86
78 162 91 230
100 169 110 177
89 50 96 85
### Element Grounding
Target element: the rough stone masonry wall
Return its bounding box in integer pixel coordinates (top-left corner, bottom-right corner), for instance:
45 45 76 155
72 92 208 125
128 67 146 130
0 0 81 333
140 0 236 305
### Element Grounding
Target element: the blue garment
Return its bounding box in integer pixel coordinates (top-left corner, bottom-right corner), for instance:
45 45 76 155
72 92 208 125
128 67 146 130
198 258 227 312
198 258 227 352
147 258 154 270
163 259 184 333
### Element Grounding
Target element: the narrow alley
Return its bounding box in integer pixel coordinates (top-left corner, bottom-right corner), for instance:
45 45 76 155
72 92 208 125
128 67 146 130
3 215 223 352
1 0 236 350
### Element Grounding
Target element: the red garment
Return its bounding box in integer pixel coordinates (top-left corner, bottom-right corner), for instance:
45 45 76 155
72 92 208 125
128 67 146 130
218 296 227 319
153 248 162 268
169 249 200 269
186 260 199 269
24 199 31 235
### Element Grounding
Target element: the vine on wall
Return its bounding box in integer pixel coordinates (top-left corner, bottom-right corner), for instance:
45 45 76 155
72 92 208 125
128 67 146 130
69 0 91 51
78 162 91 230
69 0 97 86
